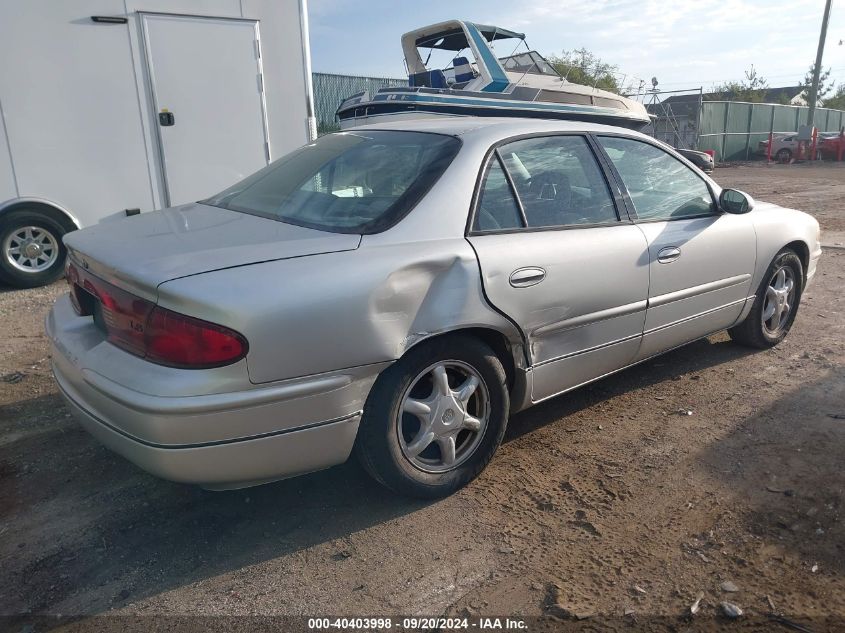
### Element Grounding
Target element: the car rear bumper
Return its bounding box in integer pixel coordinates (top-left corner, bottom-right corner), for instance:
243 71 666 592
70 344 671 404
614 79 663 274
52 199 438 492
56 372 361 489
47 294 387 489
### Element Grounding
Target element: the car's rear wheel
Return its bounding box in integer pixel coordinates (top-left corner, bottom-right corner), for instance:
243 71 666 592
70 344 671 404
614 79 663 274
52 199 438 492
729 249 803 349
775 148 792 163
0 210 68 288
355 335 509 498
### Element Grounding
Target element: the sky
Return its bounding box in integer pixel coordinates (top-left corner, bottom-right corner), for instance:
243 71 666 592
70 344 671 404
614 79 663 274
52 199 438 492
307 0 845 95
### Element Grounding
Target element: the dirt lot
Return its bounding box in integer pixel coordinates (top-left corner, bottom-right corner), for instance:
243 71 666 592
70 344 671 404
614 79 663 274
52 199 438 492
1 164 843 630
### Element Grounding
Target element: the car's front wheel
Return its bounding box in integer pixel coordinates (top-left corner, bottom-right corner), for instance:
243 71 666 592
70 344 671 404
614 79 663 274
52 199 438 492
729 248 803 349
355 335 509 498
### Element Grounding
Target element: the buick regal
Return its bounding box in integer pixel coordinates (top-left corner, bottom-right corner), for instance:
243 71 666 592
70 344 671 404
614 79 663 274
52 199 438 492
47 119 821 498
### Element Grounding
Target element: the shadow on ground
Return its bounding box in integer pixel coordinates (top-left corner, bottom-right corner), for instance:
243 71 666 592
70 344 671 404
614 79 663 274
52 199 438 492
507 335 758 442
0 396 428 616
0 335 760 617
699 366 845 575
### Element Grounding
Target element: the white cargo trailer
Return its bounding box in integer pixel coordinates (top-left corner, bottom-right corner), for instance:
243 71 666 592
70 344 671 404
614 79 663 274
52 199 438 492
0 0 315 287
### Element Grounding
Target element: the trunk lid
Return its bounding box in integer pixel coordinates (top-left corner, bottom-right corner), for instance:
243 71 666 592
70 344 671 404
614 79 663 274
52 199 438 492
64 203 361 299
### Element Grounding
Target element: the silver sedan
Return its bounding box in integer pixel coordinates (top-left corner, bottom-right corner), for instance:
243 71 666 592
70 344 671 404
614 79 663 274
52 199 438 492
48 118 822 498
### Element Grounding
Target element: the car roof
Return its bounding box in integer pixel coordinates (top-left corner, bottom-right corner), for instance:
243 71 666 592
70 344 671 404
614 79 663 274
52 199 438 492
344 117 652 143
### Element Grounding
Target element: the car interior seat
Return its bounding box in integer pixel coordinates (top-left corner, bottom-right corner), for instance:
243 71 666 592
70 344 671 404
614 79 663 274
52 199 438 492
524 171 572 226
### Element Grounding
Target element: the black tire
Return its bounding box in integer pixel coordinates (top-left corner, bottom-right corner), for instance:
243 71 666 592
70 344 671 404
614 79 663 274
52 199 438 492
728 249 803 349
355 335 509 498
776 148 792 163
0 210 68 288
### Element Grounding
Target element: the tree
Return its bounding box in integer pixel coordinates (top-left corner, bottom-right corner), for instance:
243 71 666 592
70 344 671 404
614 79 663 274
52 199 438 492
707 65 769 102
547 48 622 93
801 63 834 102
823 84 845 110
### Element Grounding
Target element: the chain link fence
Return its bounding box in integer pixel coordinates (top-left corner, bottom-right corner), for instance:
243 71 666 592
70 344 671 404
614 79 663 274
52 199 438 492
313 72 407 134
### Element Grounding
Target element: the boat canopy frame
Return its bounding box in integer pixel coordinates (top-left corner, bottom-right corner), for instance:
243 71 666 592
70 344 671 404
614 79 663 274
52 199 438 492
401 20 519 92
412 23 524 50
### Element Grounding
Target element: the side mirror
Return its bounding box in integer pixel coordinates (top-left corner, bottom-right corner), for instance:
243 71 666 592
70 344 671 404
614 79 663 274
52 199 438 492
719 188 754 214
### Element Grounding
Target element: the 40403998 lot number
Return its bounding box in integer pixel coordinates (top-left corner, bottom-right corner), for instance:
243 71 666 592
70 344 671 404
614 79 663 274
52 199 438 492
307 617 527 630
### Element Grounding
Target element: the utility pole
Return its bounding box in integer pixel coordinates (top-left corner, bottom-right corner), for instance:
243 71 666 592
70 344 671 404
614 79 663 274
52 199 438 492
807 0 833 127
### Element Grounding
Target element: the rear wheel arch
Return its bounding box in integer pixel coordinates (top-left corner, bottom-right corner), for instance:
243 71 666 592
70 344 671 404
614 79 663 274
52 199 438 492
402 326 520 394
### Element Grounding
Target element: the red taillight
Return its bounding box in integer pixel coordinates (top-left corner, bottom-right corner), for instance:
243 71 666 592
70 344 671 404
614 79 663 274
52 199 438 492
145 306 248 369
65 263 247 369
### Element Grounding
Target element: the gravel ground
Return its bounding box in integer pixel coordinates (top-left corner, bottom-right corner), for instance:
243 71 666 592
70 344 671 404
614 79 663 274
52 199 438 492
0 164 843 631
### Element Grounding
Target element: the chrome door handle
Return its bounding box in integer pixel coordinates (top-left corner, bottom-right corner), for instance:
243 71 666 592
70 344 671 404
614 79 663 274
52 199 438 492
657 247 681 264
509 267 546 288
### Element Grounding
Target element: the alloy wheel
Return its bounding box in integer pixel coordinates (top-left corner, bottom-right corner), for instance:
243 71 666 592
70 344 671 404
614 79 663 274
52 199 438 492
762 265 796 336
2 225 59 273
397 360 490 473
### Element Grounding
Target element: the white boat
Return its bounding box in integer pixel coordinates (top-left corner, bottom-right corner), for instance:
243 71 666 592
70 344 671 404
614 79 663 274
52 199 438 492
337 20 649 129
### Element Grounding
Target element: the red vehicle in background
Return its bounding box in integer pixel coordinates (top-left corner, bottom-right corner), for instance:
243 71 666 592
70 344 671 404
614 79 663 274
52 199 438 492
819 131 845 161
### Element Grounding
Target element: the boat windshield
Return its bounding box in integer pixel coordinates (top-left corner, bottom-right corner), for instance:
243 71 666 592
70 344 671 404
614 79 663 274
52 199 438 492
499 51 559 77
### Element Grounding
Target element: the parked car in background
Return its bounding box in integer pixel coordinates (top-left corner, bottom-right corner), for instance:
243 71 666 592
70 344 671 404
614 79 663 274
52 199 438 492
757 132 839 161
48 119 822 498
819 133 845 160
757 133 799 161
675 148 714 173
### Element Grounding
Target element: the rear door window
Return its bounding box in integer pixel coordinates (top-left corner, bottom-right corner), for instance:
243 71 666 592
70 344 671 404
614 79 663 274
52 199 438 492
496 135 618 228
473 158 523 231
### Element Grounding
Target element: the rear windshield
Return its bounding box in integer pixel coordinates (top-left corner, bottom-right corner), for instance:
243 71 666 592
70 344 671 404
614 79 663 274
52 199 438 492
203 131 461 234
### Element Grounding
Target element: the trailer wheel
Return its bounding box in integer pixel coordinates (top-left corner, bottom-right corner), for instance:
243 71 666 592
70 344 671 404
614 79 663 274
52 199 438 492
0 210 68 288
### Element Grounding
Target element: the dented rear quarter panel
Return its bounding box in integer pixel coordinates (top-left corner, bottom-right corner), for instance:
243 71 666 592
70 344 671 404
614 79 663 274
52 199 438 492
155 130 524 386
155 238 523 386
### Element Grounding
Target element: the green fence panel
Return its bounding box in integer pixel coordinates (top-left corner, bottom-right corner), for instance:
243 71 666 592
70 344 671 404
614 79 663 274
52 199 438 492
312 72 407 134
692 101 845 160
818 108 843 132
750 104 773 132
723 134 750 161
772 106 796 133
699 102 727 136
726 102 751 133
798 107 810 129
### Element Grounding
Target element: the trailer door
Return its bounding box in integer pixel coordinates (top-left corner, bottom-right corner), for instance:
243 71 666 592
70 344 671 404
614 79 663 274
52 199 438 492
140 13 270 206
